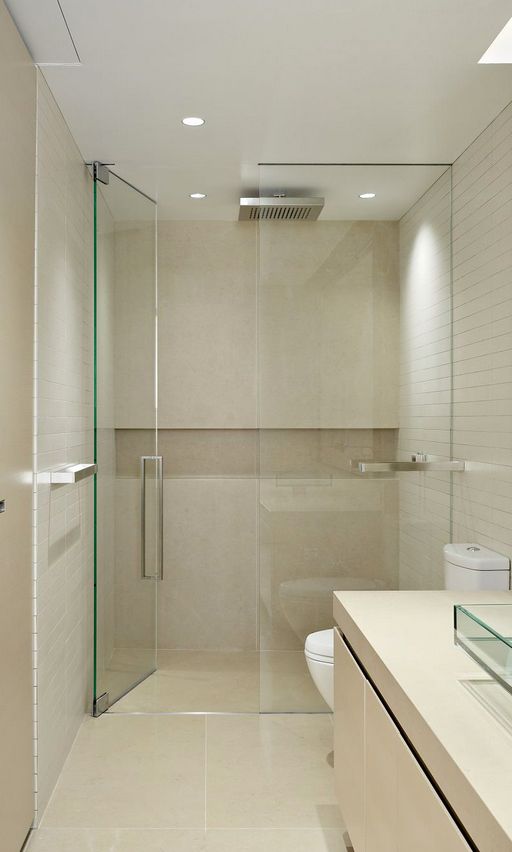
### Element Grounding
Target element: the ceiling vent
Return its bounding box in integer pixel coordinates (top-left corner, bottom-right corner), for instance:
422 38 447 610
239 196 324 221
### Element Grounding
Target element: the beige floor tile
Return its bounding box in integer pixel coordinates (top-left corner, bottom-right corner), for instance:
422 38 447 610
26 828 206 851
110 650 259 713
41 715 205 829
99 647 157 708
26 828 348 852
259 650 329 712
206 714 342 829
205 829 348 851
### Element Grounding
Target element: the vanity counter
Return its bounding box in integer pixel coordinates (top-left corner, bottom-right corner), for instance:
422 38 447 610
333 590 512 852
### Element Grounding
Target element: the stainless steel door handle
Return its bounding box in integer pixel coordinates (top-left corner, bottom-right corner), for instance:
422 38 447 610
140 455 163 580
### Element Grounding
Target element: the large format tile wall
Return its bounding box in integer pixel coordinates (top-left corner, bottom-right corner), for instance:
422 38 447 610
258 220 400 428
113 220 400 656
398 171 452 589
155 222 259 651
34 74 94 820
451 103 512 563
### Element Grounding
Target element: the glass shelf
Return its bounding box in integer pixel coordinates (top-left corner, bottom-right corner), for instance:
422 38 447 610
454 604 512 696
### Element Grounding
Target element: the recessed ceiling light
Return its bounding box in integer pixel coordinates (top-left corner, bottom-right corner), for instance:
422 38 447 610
182 116 205 126
479 17 512 63
190 192 207 199
359 192 376 199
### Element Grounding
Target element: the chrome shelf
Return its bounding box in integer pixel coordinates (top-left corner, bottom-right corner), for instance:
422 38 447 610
351 456 465 474
38 463 97 485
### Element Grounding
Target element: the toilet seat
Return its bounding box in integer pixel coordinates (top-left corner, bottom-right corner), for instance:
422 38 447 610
305 628 334 663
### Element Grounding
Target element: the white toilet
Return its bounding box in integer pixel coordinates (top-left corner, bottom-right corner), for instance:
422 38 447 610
305 628 334 709
305 543 511 711
443 543 510 590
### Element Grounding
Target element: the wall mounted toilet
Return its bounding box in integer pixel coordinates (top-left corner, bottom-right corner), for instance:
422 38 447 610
302 577 385 711
305 543 511 712
305 628 334 709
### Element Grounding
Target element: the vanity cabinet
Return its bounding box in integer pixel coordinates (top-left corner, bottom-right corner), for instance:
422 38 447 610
334 625 365 851
334 629 473 852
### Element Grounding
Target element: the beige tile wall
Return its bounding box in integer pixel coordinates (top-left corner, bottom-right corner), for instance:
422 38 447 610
114 428 398 652
156 219 399 430
259 220 400 428
111 217 402 654
157 221 258 429
157 477 259 650
451 102 512 566
34 74 94 820
398 170 453 589
113 221 156 429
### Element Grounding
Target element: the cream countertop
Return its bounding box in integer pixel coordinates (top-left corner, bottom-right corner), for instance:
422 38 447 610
333 590 512 852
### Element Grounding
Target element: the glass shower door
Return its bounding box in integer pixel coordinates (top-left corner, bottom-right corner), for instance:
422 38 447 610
93 166 159 715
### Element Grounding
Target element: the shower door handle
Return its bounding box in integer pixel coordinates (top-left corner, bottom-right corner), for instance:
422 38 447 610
140 455 164 580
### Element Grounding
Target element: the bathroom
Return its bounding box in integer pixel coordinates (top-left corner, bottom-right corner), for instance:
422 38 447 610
2 2 512 850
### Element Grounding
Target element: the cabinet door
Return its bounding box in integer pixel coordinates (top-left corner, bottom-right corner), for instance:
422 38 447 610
334 629 366 852
396 736 472 852
365 684 399 852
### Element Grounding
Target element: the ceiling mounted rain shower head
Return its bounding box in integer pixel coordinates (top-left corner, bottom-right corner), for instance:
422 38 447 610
239 195 324 221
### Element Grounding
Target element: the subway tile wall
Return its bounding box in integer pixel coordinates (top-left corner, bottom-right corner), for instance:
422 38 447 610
398 170 453 589
451 102 512 565
399 101 512 586
33 74 94 820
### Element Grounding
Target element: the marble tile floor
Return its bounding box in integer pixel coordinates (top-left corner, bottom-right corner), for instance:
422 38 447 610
26 713 347 852
106 649 328 713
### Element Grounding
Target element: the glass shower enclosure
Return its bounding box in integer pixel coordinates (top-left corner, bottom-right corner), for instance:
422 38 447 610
257 164 453 711
90 161 457 716
92 165 160 715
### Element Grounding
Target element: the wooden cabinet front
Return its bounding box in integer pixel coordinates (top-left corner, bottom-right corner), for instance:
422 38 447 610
334 629 474 852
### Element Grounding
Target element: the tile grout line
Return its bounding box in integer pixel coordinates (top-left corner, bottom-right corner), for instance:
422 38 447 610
204 714 207 834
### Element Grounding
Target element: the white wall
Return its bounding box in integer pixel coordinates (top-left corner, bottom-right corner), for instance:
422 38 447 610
33 73 93 820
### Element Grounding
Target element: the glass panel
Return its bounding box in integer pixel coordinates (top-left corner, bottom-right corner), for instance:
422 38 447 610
455 604 512 695
94 170 158 711
257 164 452 712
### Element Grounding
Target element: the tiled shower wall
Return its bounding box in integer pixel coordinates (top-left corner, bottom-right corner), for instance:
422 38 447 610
113 220 401 653
451 103 512 562
33 74 93 820
398 170 452 589
399 99 512 586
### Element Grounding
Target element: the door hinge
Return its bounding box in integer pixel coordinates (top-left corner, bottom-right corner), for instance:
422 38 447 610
93 692 109 717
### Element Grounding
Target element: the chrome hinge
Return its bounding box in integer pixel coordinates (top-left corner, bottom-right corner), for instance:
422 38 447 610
93 692 109 717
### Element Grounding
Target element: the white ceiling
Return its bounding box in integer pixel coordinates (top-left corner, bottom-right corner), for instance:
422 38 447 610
7 0 512 219
258 165 448 220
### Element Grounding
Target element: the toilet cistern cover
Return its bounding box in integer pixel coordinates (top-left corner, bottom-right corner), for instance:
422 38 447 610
305 629 334 661
444 543 510 571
